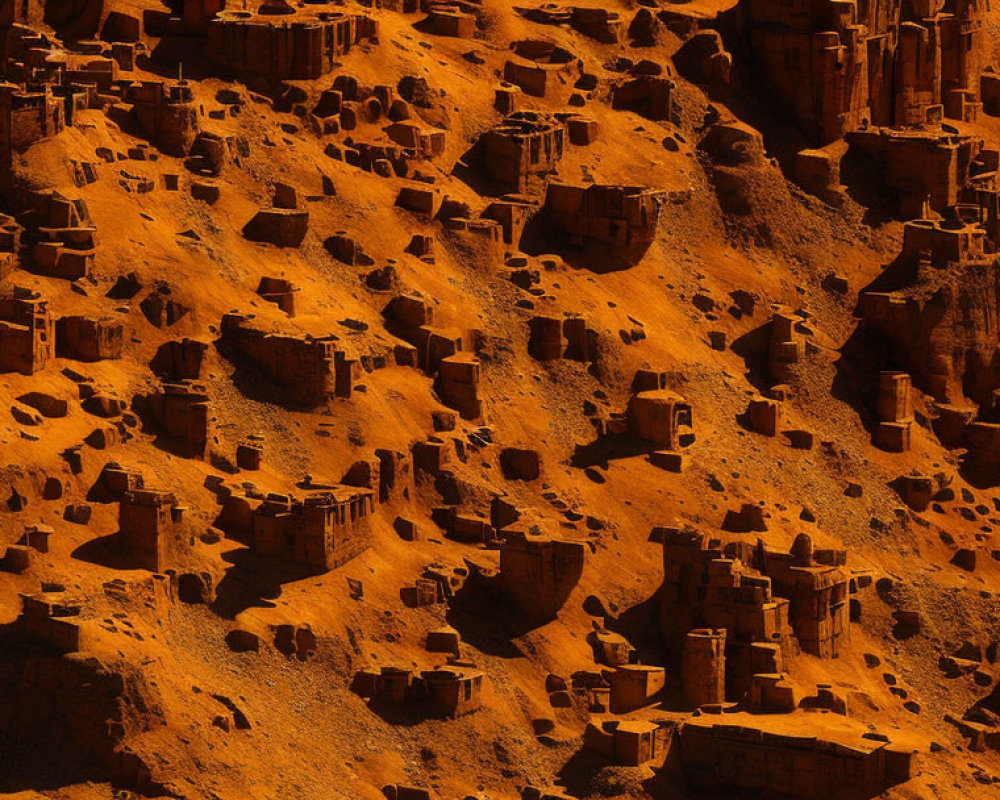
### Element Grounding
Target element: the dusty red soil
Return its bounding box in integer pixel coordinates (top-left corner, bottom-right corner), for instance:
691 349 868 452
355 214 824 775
0 1 999 799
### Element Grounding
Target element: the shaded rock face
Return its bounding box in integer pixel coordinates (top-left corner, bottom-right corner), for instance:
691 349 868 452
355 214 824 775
42 0 103 40
854 256 1000 483
0 649 156 793
858 260 1000 405
500 534 585 620
722 0 986 144
242 208 309 248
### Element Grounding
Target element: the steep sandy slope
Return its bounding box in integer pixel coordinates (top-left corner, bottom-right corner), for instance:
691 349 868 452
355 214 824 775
0 1 998 799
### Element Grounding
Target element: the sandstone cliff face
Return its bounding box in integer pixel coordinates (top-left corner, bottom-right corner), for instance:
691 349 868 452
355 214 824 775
860 260 1000 402
721 0 987 144
0 648 162 793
